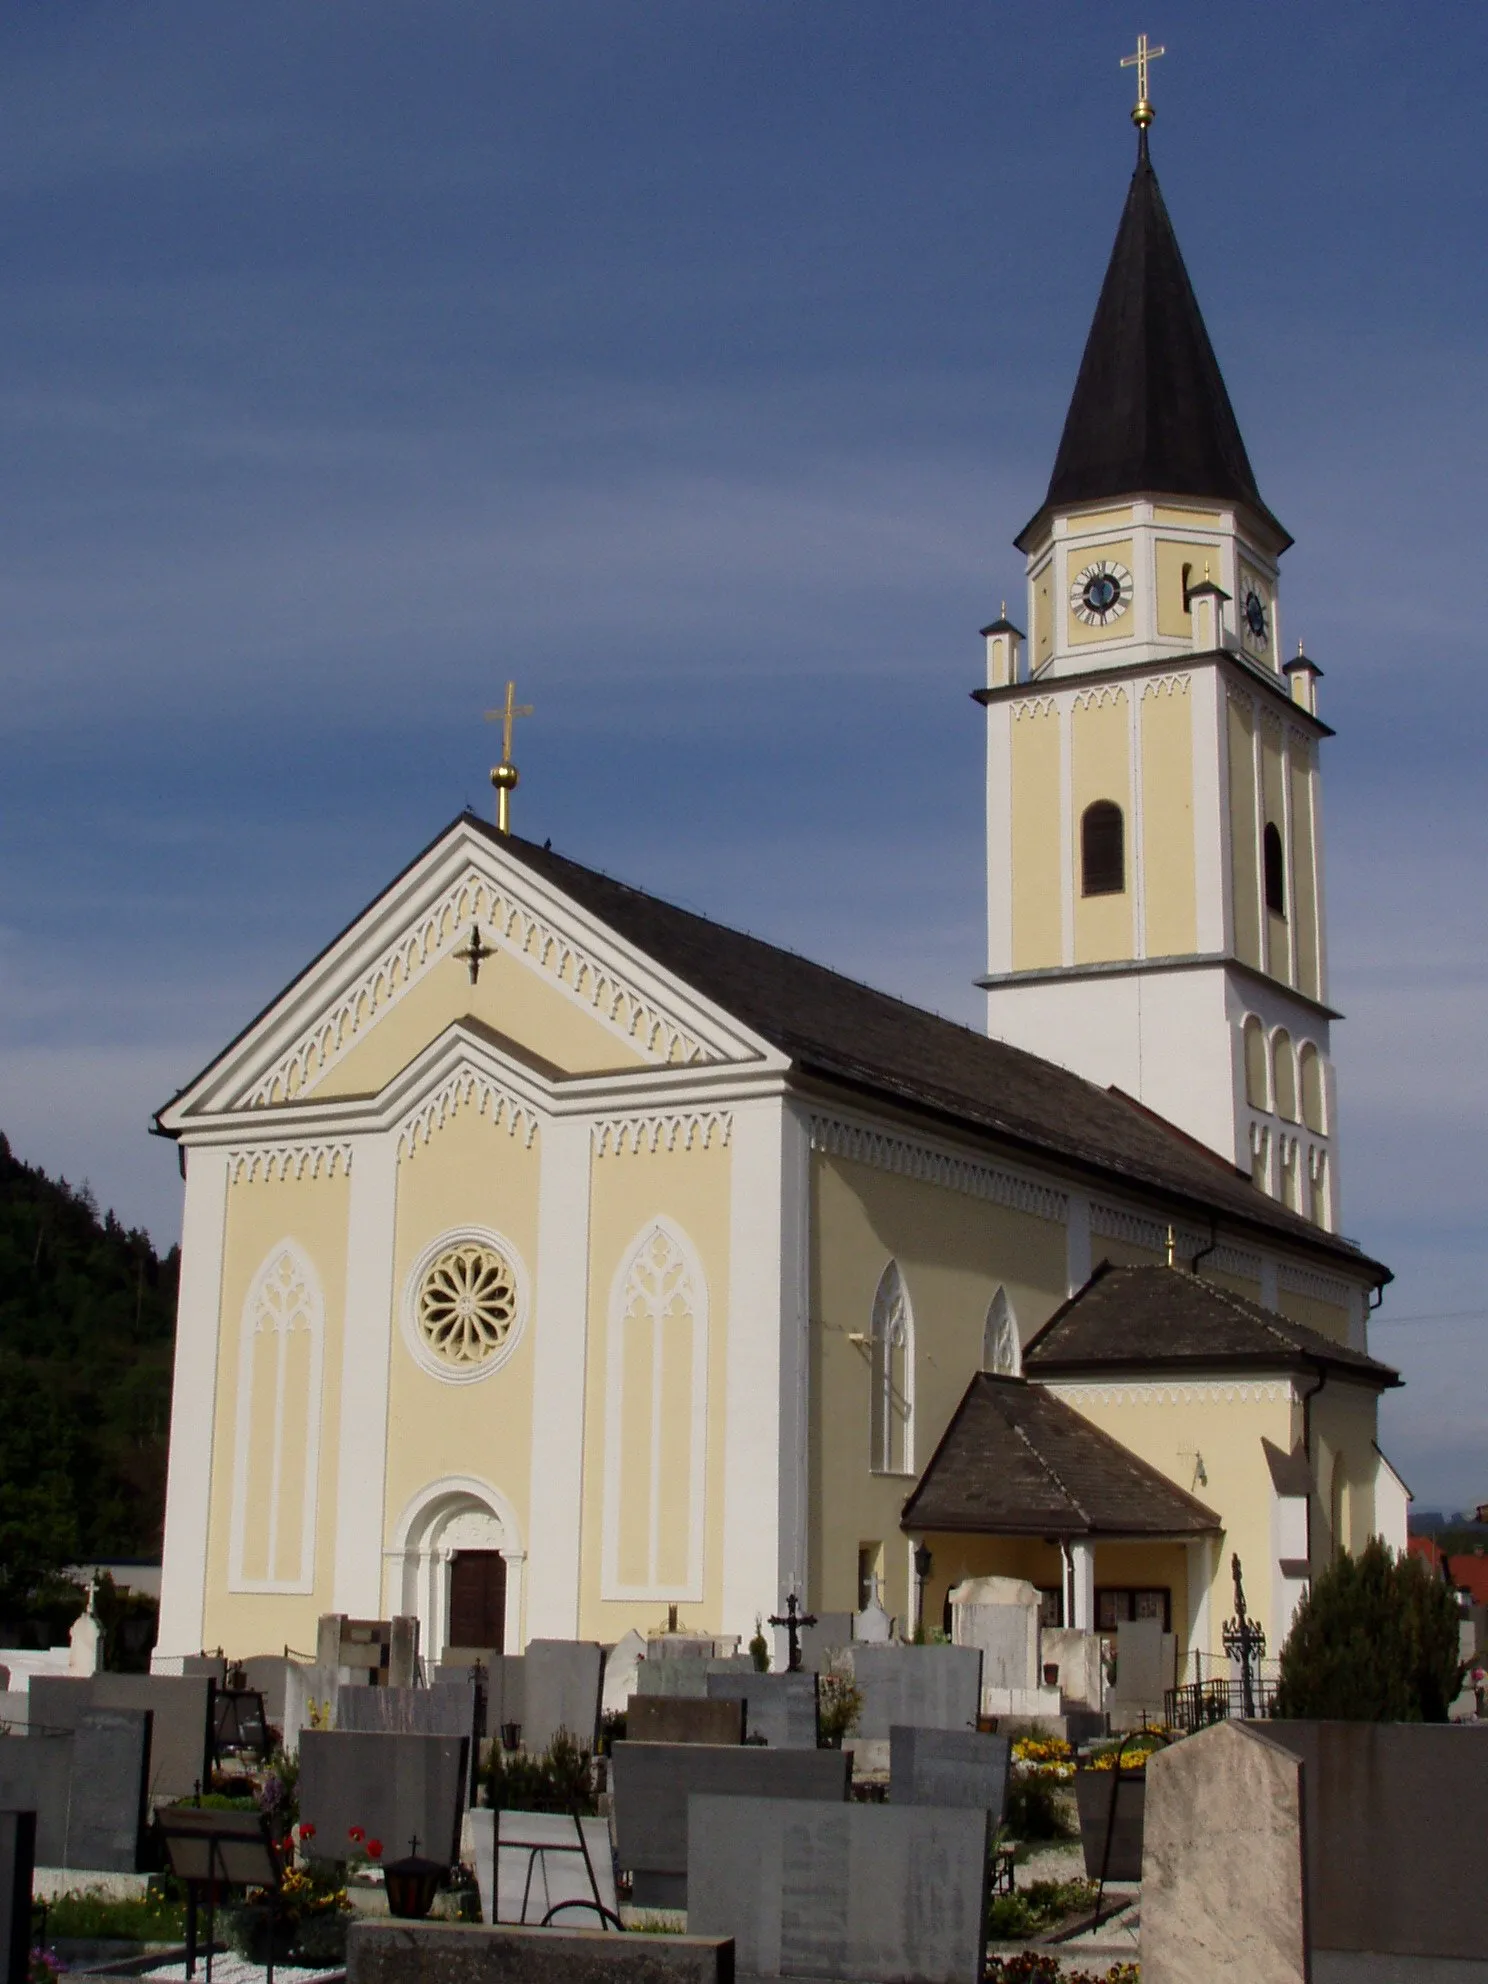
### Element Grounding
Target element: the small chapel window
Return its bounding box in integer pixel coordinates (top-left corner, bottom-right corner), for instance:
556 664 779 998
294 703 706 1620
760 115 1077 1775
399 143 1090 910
870 1261 913 1476
1264 821 1287 917
1081 801 1125 896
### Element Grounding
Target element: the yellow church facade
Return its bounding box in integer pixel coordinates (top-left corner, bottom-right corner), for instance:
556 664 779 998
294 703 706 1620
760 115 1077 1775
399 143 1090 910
151 105 1404 1692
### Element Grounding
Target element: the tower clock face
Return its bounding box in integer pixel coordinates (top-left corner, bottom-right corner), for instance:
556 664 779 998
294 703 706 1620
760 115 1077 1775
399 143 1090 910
1071 560 1132 628
1242 583 1270 647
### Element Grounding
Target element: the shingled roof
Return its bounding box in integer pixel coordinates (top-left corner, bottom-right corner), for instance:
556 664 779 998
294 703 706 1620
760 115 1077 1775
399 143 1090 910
490 822 1383 1275
1023 1264 1399 1387
900 1373 1220 1539
1018 134 1289 551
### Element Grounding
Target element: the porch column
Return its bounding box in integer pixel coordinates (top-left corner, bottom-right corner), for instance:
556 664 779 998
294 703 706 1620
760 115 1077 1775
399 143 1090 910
1068 1539 1095 1631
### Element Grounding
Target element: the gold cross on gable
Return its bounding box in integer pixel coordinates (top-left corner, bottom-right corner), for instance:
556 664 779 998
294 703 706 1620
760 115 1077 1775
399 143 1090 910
484 680 533 766
1120 32 1165 129
483 679 533 835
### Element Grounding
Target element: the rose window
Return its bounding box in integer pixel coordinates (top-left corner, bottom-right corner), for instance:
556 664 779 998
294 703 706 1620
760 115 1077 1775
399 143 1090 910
416 1242 519 1369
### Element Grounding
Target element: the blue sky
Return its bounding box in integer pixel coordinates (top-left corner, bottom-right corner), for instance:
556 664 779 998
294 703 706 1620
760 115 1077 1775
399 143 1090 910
1 3 1484 1510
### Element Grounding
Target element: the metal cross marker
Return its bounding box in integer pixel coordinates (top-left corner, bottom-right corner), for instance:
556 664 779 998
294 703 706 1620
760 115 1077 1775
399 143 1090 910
768 1591 818 1674
453 923 496 985
1120 32 1166 129
484 680 533 836
1221 1551 1267 1719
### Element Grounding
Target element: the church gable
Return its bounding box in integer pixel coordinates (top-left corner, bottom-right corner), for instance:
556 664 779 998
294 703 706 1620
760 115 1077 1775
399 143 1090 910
158 816 776 1131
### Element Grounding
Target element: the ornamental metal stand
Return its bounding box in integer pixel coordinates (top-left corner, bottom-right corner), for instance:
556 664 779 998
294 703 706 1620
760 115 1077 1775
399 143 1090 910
1221 1551 1267 1720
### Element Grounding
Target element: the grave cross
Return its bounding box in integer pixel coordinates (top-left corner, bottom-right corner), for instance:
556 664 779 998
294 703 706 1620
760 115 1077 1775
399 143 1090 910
1221 1551 1267 1719
768 1591 818 1674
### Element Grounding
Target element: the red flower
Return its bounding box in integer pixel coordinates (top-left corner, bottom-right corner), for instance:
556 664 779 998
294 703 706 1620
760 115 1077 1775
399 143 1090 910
298 1823 316 1840
348 1827 365 1844
367 1839 383 1860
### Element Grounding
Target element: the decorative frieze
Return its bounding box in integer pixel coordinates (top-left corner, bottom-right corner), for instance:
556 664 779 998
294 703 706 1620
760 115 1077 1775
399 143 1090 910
397 1067 539 1159
228 1143 353 1185
1044 1379 1295 1408
1277 1262 1356 1311
592 1112 733 1158
1090 1201 1208 1258
808 1114 1067 1224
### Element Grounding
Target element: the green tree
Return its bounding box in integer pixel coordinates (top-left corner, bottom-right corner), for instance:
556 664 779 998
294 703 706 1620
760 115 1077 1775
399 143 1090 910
1274 1536 1462 1722
0 1347 80 1612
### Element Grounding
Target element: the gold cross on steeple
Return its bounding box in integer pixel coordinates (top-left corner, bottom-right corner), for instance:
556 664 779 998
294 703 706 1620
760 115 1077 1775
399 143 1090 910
483 680 533 836
1120 32 1165 130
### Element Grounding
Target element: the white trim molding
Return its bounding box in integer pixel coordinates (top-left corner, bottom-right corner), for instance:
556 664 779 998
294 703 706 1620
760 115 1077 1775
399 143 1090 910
386 1474 526 1655
601 1217 710 1604
808 1113 1068 1225
228 1241 326 1595
333 1132 398 1615
1045 1378 1297 1408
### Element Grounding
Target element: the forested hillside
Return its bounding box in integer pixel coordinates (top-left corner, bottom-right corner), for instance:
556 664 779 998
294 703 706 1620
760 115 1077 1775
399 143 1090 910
0 1132 177 1612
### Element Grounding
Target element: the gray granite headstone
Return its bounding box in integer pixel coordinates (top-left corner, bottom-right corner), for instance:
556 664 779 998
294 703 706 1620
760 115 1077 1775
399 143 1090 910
467 1809 618 1928
705 1671 819 1748
29 1675 212 1803
336 1685 480 1803
299 1731 470 1867
522 1642 602 1753
0 1733 72 1866
282 1662 339 1754
0 1695 27 1734
240 1655 292 1725
181 1654 227 1686
846 1646 983 1739
610 1740 851 1908
889 1726 1010 1818
0 1808 36 1984
635 1657 753 1701
689 1793 990 1983
626 1696 744 1747
66 1710 152 1872
798 1613 855 1675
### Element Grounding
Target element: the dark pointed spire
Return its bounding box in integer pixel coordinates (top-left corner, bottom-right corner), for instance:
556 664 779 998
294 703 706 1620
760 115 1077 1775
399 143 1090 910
1018 136 1289 551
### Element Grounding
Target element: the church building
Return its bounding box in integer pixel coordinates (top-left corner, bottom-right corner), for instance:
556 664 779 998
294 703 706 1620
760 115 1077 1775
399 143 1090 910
150 91 1404 1687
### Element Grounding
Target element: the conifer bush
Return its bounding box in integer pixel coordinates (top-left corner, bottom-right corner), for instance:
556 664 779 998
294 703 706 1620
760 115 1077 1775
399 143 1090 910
1273 1537 1462 1722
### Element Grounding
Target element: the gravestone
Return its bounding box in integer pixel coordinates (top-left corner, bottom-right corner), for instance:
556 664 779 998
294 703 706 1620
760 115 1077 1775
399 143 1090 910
299 1730 470 1867
0 1809 36 1984
282 1661 339 1754
522 1642 602 1754
487 1655 526 1740
645 1635 739 1661
689 1794 990 1983
1108 1618 1175 1725
634 1657 752 1701
239 1655 291 1725
30 1675 213 1803
467 1809 617 1928
625 1697 744 1747
798 1612 854 1675
704 1671 818 1748
845 1646 983 1740
0 1710 150 1872
889 1726 1010 1818
948 1578 1039 1693
610 1740 851 1908
1040 1627 1103 1710
337 1685 480 1802
600 1630 646 1719
67 1609 102 1677
346 1918 734 1984
181 1654 228 1685
852 1600 892 1644
0 1697 26 1733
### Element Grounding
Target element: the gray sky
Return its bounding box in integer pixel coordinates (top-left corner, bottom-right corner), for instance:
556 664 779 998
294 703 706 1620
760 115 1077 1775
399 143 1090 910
1 2 1484 1510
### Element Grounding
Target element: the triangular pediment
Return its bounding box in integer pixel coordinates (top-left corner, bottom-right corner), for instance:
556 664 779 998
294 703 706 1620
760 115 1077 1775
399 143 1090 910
157 817 781 1131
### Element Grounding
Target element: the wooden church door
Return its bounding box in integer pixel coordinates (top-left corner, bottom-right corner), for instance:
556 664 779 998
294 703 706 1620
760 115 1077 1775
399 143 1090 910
448 1549 507 1651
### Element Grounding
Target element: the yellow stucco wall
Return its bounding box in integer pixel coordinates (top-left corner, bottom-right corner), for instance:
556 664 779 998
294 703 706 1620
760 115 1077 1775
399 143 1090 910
383 1102 543 1563
578 1137 732 1640
1227 697 1261 969
1067 508 1134 538
1152 506 1223 528
1275 1288 1350 1346
1031 561 1054 670
1140 678 1197 958
1072 689 1134 963
203 1166 351 1653
1311 1382 1381 1561
1067 538 1137 647
1011 704 1062 970
316 948 648 1099
1154 539 1200 639
810 1151 1067 1626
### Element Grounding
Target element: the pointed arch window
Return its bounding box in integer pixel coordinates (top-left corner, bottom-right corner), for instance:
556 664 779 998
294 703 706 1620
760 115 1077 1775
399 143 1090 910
983 1286 1021 1376
1264 821 1287 917
870 1261 914 1475
229 1243 325 1594
1242 1015 1269 1111
1081 801 1125 897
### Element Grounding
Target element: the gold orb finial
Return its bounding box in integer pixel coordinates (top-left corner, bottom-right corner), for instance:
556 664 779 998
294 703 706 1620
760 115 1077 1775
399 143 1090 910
483 679 533 837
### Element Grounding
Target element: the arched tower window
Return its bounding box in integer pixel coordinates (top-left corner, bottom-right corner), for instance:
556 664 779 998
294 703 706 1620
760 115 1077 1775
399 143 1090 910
1081 801 1125 897
870 1261 914 1475
1299 1043 1326 1134
982 1286 1021 1376
1264 821 1287 917
1272 1029 1298 1123
1242 1015 1268 1111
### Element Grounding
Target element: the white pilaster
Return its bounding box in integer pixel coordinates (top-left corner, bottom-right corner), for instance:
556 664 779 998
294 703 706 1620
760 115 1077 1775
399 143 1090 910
154 1145 230 1662
1065 1193 1091 1296
1058 701 1075 965
523 1116 592 1640
333 1133 397 1615
722 1096 793 1639
985 706 1013 977
1192 668 1227 954
1185 1536 1214 1669
1070 1539 1095 1630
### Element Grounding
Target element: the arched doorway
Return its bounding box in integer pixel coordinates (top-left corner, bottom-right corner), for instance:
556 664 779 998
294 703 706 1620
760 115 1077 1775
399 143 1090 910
389 1476 525 1659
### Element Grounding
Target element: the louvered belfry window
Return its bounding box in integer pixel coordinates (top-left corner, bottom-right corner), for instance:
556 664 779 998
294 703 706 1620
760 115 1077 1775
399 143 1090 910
1081 801 1125 897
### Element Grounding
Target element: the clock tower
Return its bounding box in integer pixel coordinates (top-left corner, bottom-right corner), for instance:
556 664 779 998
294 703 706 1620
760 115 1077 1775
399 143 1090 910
978 115 1339 1230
